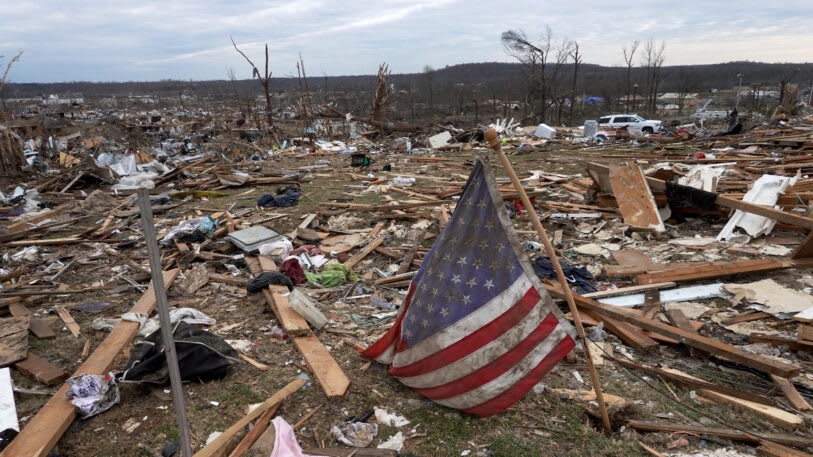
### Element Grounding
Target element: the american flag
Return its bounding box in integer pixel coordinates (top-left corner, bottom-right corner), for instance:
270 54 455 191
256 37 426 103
362 159 576 416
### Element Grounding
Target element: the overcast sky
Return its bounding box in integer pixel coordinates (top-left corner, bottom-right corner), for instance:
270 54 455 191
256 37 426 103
2 0 812 83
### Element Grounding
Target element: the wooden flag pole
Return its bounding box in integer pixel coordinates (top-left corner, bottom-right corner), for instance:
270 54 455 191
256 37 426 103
485 129 611 431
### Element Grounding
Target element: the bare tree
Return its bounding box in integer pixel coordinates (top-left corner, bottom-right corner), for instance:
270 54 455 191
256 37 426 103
1 50 26 178
567 41 582 126
231 36 274 131
422 65 435 119
551 38 575 125
623 41 640 112
641 39 666 116
501 28 552 123
372 63 392 123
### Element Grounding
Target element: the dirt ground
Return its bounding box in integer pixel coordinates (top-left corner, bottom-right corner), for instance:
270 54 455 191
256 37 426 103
4 124 813 457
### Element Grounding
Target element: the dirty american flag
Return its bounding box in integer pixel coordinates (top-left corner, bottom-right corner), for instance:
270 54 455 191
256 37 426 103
362 158 576 416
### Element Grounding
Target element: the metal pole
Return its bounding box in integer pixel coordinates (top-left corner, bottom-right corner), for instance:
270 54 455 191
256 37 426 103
485 129 612 431
137 189 193 457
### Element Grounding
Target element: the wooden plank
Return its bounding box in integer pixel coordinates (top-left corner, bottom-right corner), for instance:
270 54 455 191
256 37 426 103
757 440 813 457
0 315 29 366
245 257 310 336
193 379 304 457
590 162 813 231
225 402 281 457
13 353 68 386
8 303 56 339
544 285 802 378
582 310 659 352
55 307 80 337
608 162 665 232
721 311 772 325
0 367 19 432
626 421 813 448
798 323 813 343
791 230 813 259
614 359 775 406
303 448 398 456
207 272 249 287
292 335 350 399
637 258 813 285
770 374 812 411
0 268 179 457
642 290 660 319
396 230 425 275
664 309 697 335
701 389 802 429
344 236 384 269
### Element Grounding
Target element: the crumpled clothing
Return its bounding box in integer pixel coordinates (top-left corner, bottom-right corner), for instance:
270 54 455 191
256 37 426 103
304 264 360 287
258 190 300 208
247 271 294 292
330 421 378 448
270 417 331 457
160 216 218 245
532 255 597 294
137 307 216 337
280 258 306 285
65 372 120 419
290 245 321 257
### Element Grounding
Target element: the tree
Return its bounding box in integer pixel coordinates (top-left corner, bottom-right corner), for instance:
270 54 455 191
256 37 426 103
622 41 640 112
1 50 26 178
501 28 552 123
422 65 435 119
231 36 274 132
567 41 582 126
641 39 667 116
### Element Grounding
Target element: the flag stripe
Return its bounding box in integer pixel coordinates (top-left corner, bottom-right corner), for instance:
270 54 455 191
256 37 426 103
431 330 575 411
389 285 540 378
410 312 567 399
461 336 576 416
392 275 533 367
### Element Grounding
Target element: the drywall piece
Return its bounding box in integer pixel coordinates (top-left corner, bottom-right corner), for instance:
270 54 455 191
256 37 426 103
724 279 813 317
599 283 724 308
677 162 736 192
0 367 19 432
608 162 665 232
534 123 556 139
717 173 798 241
428 131 452 149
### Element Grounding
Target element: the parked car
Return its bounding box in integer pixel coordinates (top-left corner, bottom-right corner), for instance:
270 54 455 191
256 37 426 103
597 114 663 134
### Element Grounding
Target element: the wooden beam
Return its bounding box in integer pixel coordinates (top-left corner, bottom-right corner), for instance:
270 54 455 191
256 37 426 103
193 378 303 457
544 285 801 378
344 236 384 269
770 374 812 411
701 389 802 429
225 402 281 457
637 258 813 285
245 257 310 336
626 421 813 448
0 269 179 457
582 310 659 352
13 353 68 386
292 335 350 399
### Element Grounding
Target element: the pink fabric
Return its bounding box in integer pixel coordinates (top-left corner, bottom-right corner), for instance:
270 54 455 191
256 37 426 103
270 417 330 457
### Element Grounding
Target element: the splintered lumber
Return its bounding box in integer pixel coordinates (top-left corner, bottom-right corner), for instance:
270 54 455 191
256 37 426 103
55 307 80 337
343 236 384 269
701 389 802 429
245 256 310 336
614 359 774 406
626 421 813 448
0 268 179 457
757 440 813 457
396 230 425 275
582 282 676 299
637 258 813 285
608 162 665 232
589 162 813 231
0 315 30 366
544 285 801 378
8 303 55 339
13 353 68 386
225 402 281 457
292 335 350 399
770 374 812 411
193 378 304 457
582 309 659 352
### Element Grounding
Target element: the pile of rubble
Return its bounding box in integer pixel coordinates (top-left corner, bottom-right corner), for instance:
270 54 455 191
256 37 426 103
2 106 813 456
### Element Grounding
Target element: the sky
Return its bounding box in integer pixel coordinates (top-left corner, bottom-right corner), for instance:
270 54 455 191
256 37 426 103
2 0 812 83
